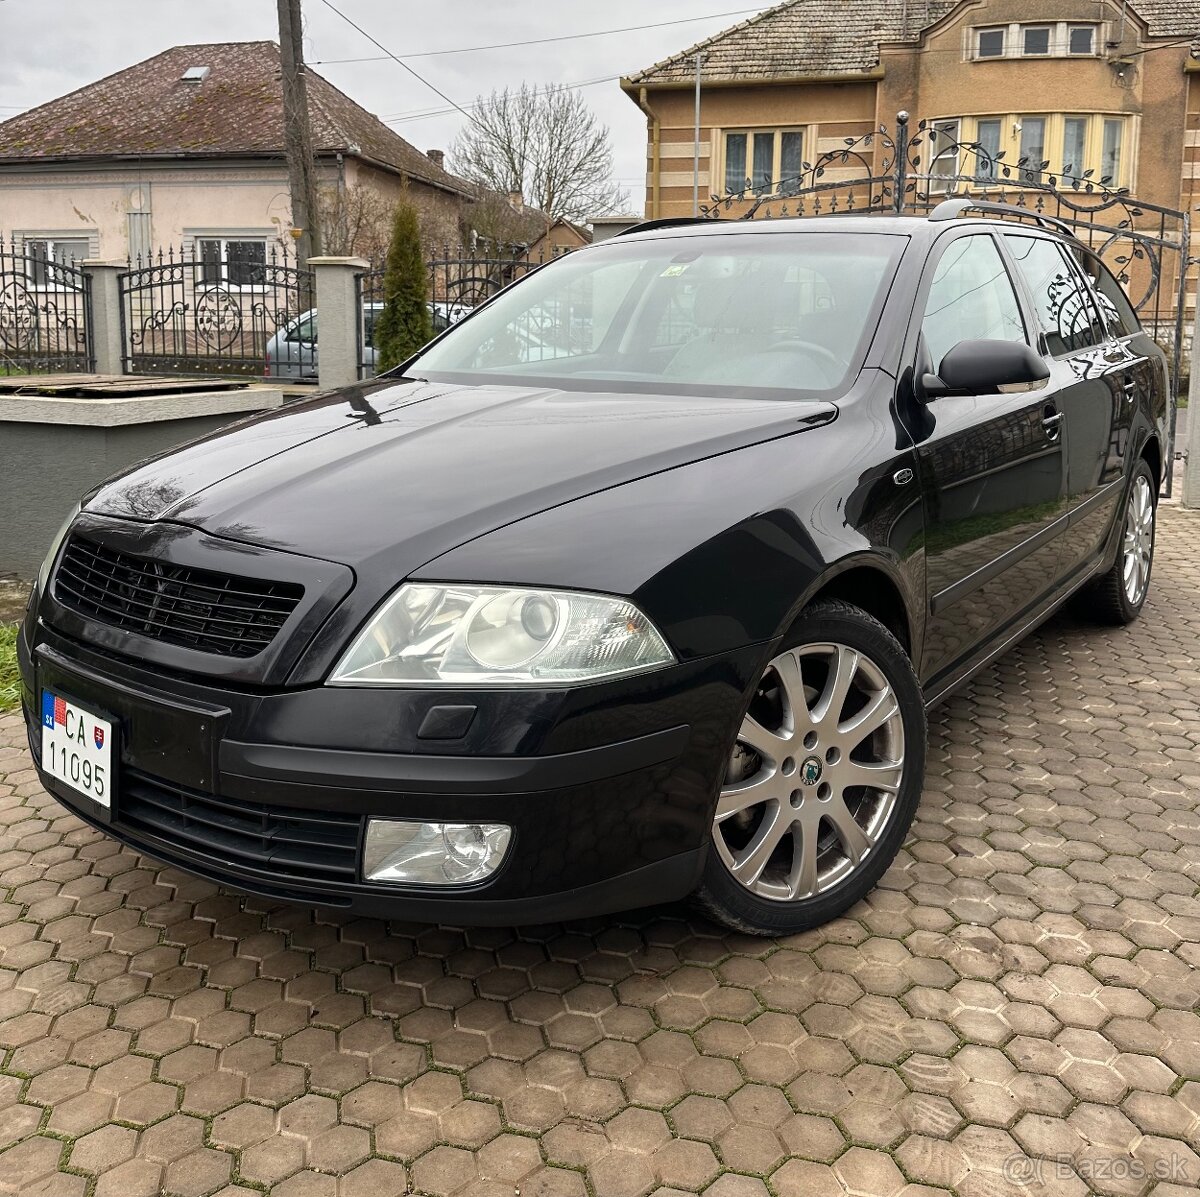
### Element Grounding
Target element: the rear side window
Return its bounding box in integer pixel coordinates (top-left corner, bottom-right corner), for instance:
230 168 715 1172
1074 249 1140 339
1005 235 1098 356
922 235 1026 368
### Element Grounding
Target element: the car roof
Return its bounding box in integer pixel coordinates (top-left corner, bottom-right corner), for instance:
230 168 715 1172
611 212 1067 248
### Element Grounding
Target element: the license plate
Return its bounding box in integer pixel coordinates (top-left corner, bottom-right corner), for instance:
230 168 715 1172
40 690 113 809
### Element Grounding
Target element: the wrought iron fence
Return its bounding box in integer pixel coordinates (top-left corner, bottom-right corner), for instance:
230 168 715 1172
702 111 1192 495
356 244 571 380
118 244 315 380
0 241 93 375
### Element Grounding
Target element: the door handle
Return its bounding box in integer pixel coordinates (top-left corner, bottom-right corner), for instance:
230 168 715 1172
1042 410 1064 440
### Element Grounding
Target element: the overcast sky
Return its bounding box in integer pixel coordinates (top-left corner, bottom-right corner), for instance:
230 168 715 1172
0 0 758 213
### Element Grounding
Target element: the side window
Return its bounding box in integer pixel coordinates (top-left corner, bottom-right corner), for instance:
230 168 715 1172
1005 234 1098 355
286 314 316 344
1074 250 1140 340
921 235 1027 369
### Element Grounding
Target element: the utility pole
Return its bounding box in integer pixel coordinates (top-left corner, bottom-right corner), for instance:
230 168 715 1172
277 0 322 268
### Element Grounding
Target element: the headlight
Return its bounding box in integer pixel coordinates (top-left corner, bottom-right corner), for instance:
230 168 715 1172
329 583 675 686
37 501 81 597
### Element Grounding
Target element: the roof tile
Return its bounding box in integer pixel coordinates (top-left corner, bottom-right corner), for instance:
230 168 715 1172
625 0 1194 85
0 41 472 195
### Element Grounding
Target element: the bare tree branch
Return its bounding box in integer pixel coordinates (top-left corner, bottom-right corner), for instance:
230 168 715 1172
318 184 395 261
450 85 629 226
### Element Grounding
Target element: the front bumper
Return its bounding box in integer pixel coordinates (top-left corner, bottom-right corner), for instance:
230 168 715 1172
19 621 757 923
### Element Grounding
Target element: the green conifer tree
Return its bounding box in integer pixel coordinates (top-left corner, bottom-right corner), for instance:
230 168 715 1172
373 200 433 372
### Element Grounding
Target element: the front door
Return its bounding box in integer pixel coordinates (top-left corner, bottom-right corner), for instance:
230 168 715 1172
903 231 1069 687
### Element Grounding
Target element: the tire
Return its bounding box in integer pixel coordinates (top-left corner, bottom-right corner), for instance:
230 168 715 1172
694 599 926 936
1073 458 1156 626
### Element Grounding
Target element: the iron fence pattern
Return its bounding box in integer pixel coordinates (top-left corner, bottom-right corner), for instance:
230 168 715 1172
356 244 570 380
0 242 93 374
118 245 315 381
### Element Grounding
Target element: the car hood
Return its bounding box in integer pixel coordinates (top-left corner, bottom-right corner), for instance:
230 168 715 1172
86 377 836 574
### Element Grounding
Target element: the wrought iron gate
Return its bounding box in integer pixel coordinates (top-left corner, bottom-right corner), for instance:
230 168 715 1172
118 245 315 380
0 242 93 374
703 112 1192 494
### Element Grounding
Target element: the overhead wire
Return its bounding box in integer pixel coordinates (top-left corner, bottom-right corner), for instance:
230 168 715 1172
316 0 482 127
310 8 766 64
378 75 622 125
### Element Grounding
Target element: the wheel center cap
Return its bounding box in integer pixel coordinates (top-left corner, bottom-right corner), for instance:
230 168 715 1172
800 756 823 786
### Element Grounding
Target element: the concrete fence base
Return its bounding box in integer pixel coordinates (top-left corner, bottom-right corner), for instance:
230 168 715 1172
0 388 284 578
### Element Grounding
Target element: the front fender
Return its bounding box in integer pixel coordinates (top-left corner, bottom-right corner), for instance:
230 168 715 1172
416 402 922 664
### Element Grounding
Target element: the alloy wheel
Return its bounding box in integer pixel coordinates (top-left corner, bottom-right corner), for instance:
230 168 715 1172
714 642 906 902
1123 474 1154 606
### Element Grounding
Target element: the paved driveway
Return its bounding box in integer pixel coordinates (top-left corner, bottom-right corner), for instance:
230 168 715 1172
2 507 1199 1197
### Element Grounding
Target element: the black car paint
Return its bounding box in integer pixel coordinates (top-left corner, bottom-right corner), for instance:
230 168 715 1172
18 215 1167 922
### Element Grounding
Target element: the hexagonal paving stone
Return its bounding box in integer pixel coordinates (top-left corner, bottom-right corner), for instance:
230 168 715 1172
2 505 1200 1197
412 1144 480 1197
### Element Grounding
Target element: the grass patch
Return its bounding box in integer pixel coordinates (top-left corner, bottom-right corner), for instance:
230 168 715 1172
0 625 19 712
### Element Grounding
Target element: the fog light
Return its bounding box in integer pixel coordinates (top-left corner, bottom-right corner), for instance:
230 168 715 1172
363 819 512 885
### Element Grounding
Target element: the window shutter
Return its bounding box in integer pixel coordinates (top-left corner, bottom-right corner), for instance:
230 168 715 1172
126 214 151 263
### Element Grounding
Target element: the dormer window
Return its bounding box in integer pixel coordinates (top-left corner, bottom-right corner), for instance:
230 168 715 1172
972 23 1100 61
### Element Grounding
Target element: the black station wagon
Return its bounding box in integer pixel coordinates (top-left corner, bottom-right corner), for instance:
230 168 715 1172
19 201 1167 935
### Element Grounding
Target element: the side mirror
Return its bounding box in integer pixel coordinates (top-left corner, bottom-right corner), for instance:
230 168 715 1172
921 339 1050 401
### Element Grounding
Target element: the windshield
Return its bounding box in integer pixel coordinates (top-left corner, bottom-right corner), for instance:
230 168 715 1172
410 231 903 398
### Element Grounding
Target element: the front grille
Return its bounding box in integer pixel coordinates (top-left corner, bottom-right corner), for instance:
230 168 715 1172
120 769 361 884
54 536 304 659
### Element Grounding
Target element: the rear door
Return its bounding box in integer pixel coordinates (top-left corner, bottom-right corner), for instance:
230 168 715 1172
1071 246 1154 481
904 230 1069 686
1003 234 1127 574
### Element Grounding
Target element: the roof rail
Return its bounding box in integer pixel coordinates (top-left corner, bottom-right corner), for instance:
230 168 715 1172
614 216 719 237
927 197 1079 240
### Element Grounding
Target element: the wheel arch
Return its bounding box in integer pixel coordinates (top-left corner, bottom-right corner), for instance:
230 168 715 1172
787 557 917 658
1140 434 1162 495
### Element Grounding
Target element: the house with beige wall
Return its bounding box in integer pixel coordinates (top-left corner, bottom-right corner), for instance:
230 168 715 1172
622 0 1198 326
0 42 475 272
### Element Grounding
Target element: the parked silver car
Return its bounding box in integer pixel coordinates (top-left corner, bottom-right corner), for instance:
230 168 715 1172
265 302 467 381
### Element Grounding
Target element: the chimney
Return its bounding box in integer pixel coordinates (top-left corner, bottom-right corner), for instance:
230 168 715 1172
508 190 524 212
426 149 445 168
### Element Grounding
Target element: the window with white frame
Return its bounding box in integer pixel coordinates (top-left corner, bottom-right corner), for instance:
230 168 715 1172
722 129 805 196
974 120 1002 180
925 114 1130 189
1018 118 1047 183
1068 25 1096 55
972 22 1100 60
928 121 962 191
1022 26 1051 56
196 237 268 287
24 238 89 287
975 27 1006 58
